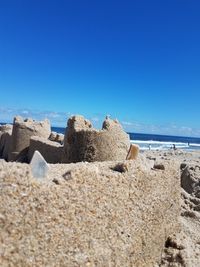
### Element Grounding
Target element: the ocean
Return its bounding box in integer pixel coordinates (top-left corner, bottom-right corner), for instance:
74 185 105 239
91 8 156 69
1 122 200 151
52 126 200 151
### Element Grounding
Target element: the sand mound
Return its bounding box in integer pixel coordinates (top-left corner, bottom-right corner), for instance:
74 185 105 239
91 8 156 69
0 158 180 267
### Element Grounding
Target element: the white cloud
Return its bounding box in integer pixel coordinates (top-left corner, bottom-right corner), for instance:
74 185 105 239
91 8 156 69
21 110 29 114
0 107 69 127
91 117 100 123
45 112 61 119
121 119 200 137
0 107 200 137
122 121 133 126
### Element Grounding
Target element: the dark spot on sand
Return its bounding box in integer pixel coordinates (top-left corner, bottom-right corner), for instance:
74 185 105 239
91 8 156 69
52 178 60 185
111 163 128 173
165 237 184 250
180 163 187 170
62 171 72 181
153 163 165 170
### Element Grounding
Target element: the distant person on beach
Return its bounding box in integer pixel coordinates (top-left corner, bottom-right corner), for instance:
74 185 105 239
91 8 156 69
172 144 176 150
148 144 151 150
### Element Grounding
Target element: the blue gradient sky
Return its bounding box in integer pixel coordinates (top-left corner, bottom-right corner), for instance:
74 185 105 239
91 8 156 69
0 0 200 136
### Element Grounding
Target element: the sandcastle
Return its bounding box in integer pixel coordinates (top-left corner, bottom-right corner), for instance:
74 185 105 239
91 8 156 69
0 115 182 266
28 136 63 164
8 116 51 162
0 115 132 163
62 115 130 163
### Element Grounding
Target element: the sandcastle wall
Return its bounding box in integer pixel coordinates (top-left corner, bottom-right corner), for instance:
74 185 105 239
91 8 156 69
49 131 64 144
28 136 63 163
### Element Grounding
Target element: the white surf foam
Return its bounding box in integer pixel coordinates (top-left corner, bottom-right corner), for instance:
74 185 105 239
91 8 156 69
189 143 200 147
130 140 191 150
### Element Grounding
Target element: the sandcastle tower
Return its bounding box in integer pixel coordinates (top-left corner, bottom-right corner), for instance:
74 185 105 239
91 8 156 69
9 116 51 161
62 115 130 163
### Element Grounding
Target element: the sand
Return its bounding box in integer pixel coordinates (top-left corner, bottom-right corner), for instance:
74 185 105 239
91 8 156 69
143 150 200 266
0 150 200 266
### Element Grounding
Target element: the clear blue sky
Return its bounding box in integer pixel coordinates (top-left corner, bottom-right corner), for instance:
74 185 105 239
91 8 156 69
0 0 200 136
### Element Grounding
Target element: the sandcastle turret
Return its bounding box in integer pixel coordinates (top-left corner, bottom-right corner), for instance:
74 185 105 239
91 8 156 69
62 115 130 163
9 116 51 161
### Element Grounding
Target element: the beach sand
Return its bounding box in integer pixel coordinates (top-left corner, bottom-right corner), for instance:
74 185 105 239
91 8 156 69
0 150 200 266
143 149 200 266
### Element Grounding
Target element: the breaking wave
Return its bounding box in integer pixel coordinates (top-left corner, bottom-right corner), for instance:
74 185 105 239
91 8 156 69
130 140 200 151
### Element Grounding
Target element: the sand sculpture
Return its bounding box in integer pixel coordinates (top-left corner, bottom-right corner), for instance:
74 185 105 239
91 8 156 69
8 116 51 161
1 116 190 266
0 115 132 164
49 131 64 144
62 115 130 163
28 136 63 163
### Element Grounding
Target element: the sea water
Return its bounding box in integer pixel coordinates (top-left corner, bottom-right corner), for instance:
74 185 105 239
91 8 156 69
129 132 200 151
2 122 199 151
52 127 200 151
